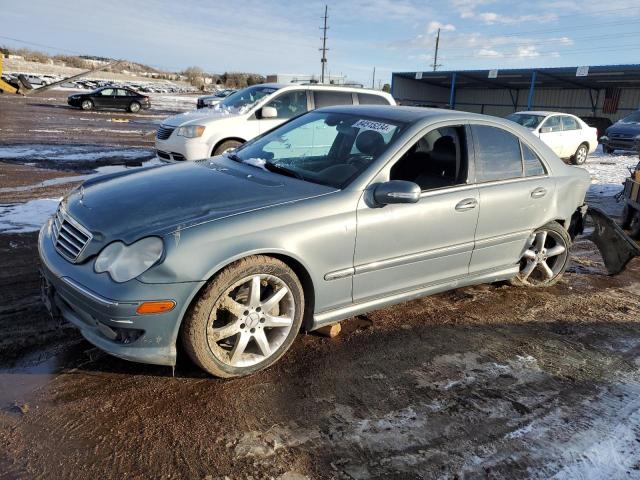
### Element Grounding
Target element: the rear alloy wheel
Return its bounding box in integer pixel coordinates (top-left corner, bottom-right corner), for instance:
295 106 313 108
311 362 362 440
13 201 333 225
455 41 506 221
181 256 304 377
129 101 141 113
81 99 93 110
213 140 242 156
571 143 588 165
511 222 571 287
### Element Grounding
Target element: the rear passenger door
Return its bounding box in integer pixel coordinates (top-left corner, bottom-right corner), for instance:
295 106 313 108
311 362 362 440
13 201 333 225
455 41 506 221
469 124 555 275
560 115 582 156
115 89 132 109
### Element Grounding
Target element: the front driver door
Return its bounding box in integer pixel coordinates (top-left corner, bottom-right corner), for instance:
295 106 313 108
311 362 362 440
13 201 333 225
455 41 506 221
537 115 565 157
353 124 479 302
93 88 115 108
258 90 309 134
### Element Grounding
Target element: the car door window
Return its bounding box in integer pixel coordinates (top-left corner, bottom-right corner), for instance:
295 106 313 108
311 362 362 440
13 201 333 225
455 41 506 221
521 142 546 177
313 91 353 108
99 88 114 96
541 116 562 132
472 125 523 182
390 126 468 190
265 91 307 119
116 89 129 96
358 93 390 105
561 116 580 131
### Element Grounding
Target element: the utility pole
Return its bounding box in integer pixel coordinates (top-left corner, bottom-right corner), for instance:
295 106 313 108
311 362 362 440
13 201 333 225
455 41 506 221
372 66 376 89
431 28 442 71
320 5 329 84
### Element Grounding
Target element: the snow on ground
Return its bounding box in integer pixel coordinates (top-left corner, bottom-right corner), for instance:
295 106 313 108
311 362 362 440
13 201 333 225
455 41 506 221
0 198 61 233
0 144 154 162
149 94 198 113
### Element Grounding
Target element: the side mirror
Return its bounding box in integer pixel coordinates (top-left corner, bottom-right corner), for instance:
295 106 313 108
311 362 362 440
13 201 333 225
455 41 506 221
540 126 552 134
260 106 278 119
373 180 421 205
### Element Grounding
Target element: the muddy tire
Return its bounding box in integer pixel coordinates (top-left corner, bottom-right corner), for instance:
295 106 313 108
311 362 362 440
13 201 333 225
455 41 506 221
181 255 304 378
81 99 93 111
510 221 571 288
128 101 141 113
630 211 640 240
213 140 242 156
571 143 589 165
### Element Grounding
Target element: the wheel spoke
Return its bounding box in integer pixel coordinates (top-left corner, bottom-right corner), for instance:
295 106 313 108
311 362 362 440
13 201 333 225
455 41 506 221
248 276 261 307
253 330 271 357
263 314 293 328
262 286 288 312
219 296 246 318
535 231 547 251
522 249 536 261
520 260 537 280
209 322 240 341
539 260 554 279
229 332 250 364
546 245 566 258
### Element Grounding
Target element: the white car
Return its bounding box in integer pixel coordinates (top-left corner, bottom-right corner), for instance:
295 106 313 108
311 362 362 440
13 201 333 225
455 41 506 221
506 111 598 165
155 84 395 161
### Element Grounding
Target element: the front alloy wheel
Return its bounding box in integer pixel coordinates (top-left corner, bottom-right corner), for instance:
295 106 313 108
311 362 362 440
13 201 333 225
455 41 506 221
182 256 304 377
81 99 93 110
513 222 570 287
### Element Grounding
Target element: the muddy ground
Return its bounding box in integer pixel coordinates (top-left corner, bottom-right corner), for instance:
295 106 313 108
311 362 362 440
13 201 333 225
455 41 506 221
1 90 640 480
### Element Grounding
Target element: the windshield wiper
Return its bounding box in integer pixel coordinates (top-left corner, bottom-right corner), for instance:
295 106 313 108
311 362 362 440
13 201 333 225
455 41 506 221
264 161 305 181
225 152 242 163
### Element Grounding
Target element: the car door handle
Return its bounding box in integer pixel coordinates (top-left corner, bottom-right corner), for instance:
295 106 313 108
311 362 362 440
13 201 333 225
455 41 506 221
455 198 478 211
530 187 547 199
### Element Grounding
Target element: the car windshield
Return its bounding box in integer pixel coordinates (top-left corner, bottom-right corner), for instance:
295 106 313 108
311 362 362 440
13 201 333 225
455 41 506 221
228 111 407 189
620 111 640 124
214 85 280 113
506 113 546 129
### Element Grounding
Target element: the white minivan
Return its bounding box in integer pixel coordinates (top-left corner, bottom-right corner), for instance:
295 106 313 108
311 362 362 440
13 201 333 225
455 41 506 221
155 83 396 161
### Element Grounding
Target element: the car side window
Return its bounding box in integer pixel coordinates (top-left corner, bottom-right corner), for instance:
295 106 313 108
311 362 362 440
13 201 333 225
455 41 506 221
313 91 353 108
266 91 307 119
472 125 523 182
116 89 129 96
561 116 580 131
100 88 114 96
521 142 546 177
390 126 468 191
541 116 562 132
358 93 390 105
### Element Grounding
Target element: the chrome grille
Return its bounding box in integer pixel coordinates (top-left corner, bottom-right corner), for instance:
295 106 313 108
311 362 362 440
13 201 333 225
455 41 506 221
52 206 92 263
156 125 175 140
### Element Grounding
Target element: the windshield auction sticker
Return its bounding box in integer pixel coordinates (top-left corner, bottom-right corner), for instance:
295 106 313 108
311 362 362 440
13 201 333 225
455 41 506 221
353 119 395 134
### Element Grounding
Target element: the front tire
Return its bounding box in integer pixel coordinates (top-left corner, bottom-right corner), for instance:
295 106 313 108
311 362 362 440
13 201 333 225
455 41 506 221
571 143 589 165
181 255 304 378
213 140 242 156
81 99 93 110
129 101 141 113
511 221 571 287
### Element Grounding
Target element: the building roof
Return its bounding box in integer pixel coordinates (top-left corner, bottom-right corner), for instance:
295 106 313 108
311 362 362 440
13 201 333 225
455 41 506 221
393 64 640 90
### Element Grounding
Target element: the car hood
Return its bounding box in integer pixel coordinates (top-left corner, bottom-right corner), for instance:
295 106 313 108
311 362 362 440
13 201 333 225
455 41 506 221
162 106 246 127
63 158 336 244
607 122 640 136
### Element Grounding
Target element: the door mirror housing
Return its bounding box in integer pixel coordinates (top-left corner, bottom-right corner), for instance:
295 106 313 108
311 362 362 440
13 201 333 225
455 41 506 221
260 106 278 119
374 180 421 205
540 126 552 134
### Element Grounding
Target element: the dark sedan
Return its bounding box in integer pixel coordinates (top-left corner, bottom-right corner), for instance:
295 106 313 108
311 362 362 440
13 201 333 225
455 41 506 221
68 87 151 113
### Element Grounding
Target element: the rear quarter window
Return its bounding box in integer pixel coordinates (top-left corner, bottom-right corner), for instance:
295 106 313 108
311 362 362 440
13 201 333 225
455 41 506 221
358 93 390 105
313 91 353 108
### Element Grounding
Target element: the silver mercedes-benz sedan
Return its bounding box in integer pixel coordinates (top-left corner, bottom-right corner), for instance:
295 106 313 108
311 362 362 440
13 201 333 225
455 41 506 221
39 106 591 377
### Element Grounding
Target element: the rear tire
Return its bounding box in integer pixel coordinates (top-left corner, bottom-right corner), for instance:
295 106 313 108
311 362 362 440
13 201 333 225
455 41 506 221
213 140 242 156
181 255 304 378
571 143 589 165
81 99 93 110
129 101 141 113
510 221 571 287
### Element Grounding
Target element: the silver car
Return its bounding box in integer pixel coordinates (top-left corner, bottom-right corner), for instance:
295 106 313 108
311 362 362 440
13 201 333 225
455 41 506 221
39 106 591 377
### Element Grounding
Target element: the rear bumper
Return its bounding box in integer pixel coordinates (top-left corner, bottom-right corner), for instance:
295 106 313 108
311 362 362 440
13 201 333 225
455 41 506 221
38 220 204 367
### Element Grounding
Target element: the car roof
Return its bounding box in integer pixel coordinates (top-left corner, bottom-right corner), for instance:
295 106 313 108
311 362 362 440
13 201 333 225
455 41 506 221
315 105 499 125
513 111 574 117
259 82 390 96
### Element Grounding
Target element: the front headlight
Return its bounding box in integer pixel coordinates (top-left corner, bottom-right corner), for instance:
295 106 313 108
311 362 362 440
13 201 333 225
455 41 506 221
94 237 163 283
177 125 206 138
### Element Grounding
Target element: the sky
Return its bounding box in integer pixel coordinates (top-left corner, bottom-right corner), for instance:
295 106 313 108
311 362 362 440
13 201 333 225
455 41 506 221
1 0 639 86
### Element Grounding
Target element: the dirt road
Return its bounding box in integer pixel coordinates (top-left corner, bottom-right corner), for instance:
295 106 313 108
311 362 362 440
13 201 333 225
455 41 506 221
1 90 640 479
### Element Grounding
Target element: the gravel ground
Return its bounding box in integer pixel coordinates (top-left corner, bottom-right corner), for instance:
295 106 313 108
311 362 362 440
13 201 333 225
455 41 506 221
0 90 639 480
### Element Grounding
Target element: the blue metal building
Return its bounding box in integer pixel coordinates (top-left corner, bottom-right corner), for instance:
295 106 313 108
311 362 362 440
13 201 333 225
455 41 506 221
391 64 640 121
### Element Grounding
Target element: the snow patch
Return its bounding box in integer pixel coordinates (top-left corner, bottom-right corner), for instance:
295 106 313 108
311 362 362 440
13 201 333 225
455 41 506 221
0 144 154 162
0 198 61 233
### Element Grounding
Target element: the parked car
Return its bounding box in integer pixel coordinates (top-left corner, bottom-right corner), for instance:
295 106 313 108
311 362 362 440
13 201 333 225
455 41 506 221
580 116 613 140
40 105 591 377
600 110 640 154
197 89 237 109
506 111 598 165
155 83 396 161
67 87 151 113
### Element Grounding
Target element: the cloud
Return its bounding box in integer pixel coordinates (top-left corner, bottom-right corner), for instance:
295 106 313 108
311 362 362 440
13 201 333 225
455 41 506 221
450 0 495 18
427 21 456 34
478 11 558 24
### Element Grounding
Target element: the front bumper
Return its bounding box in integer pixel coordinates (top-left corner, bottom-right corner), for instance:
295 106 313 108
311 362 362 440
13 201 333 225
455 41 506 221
600 135 640 152
155 133 211 161
38 220 204 366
